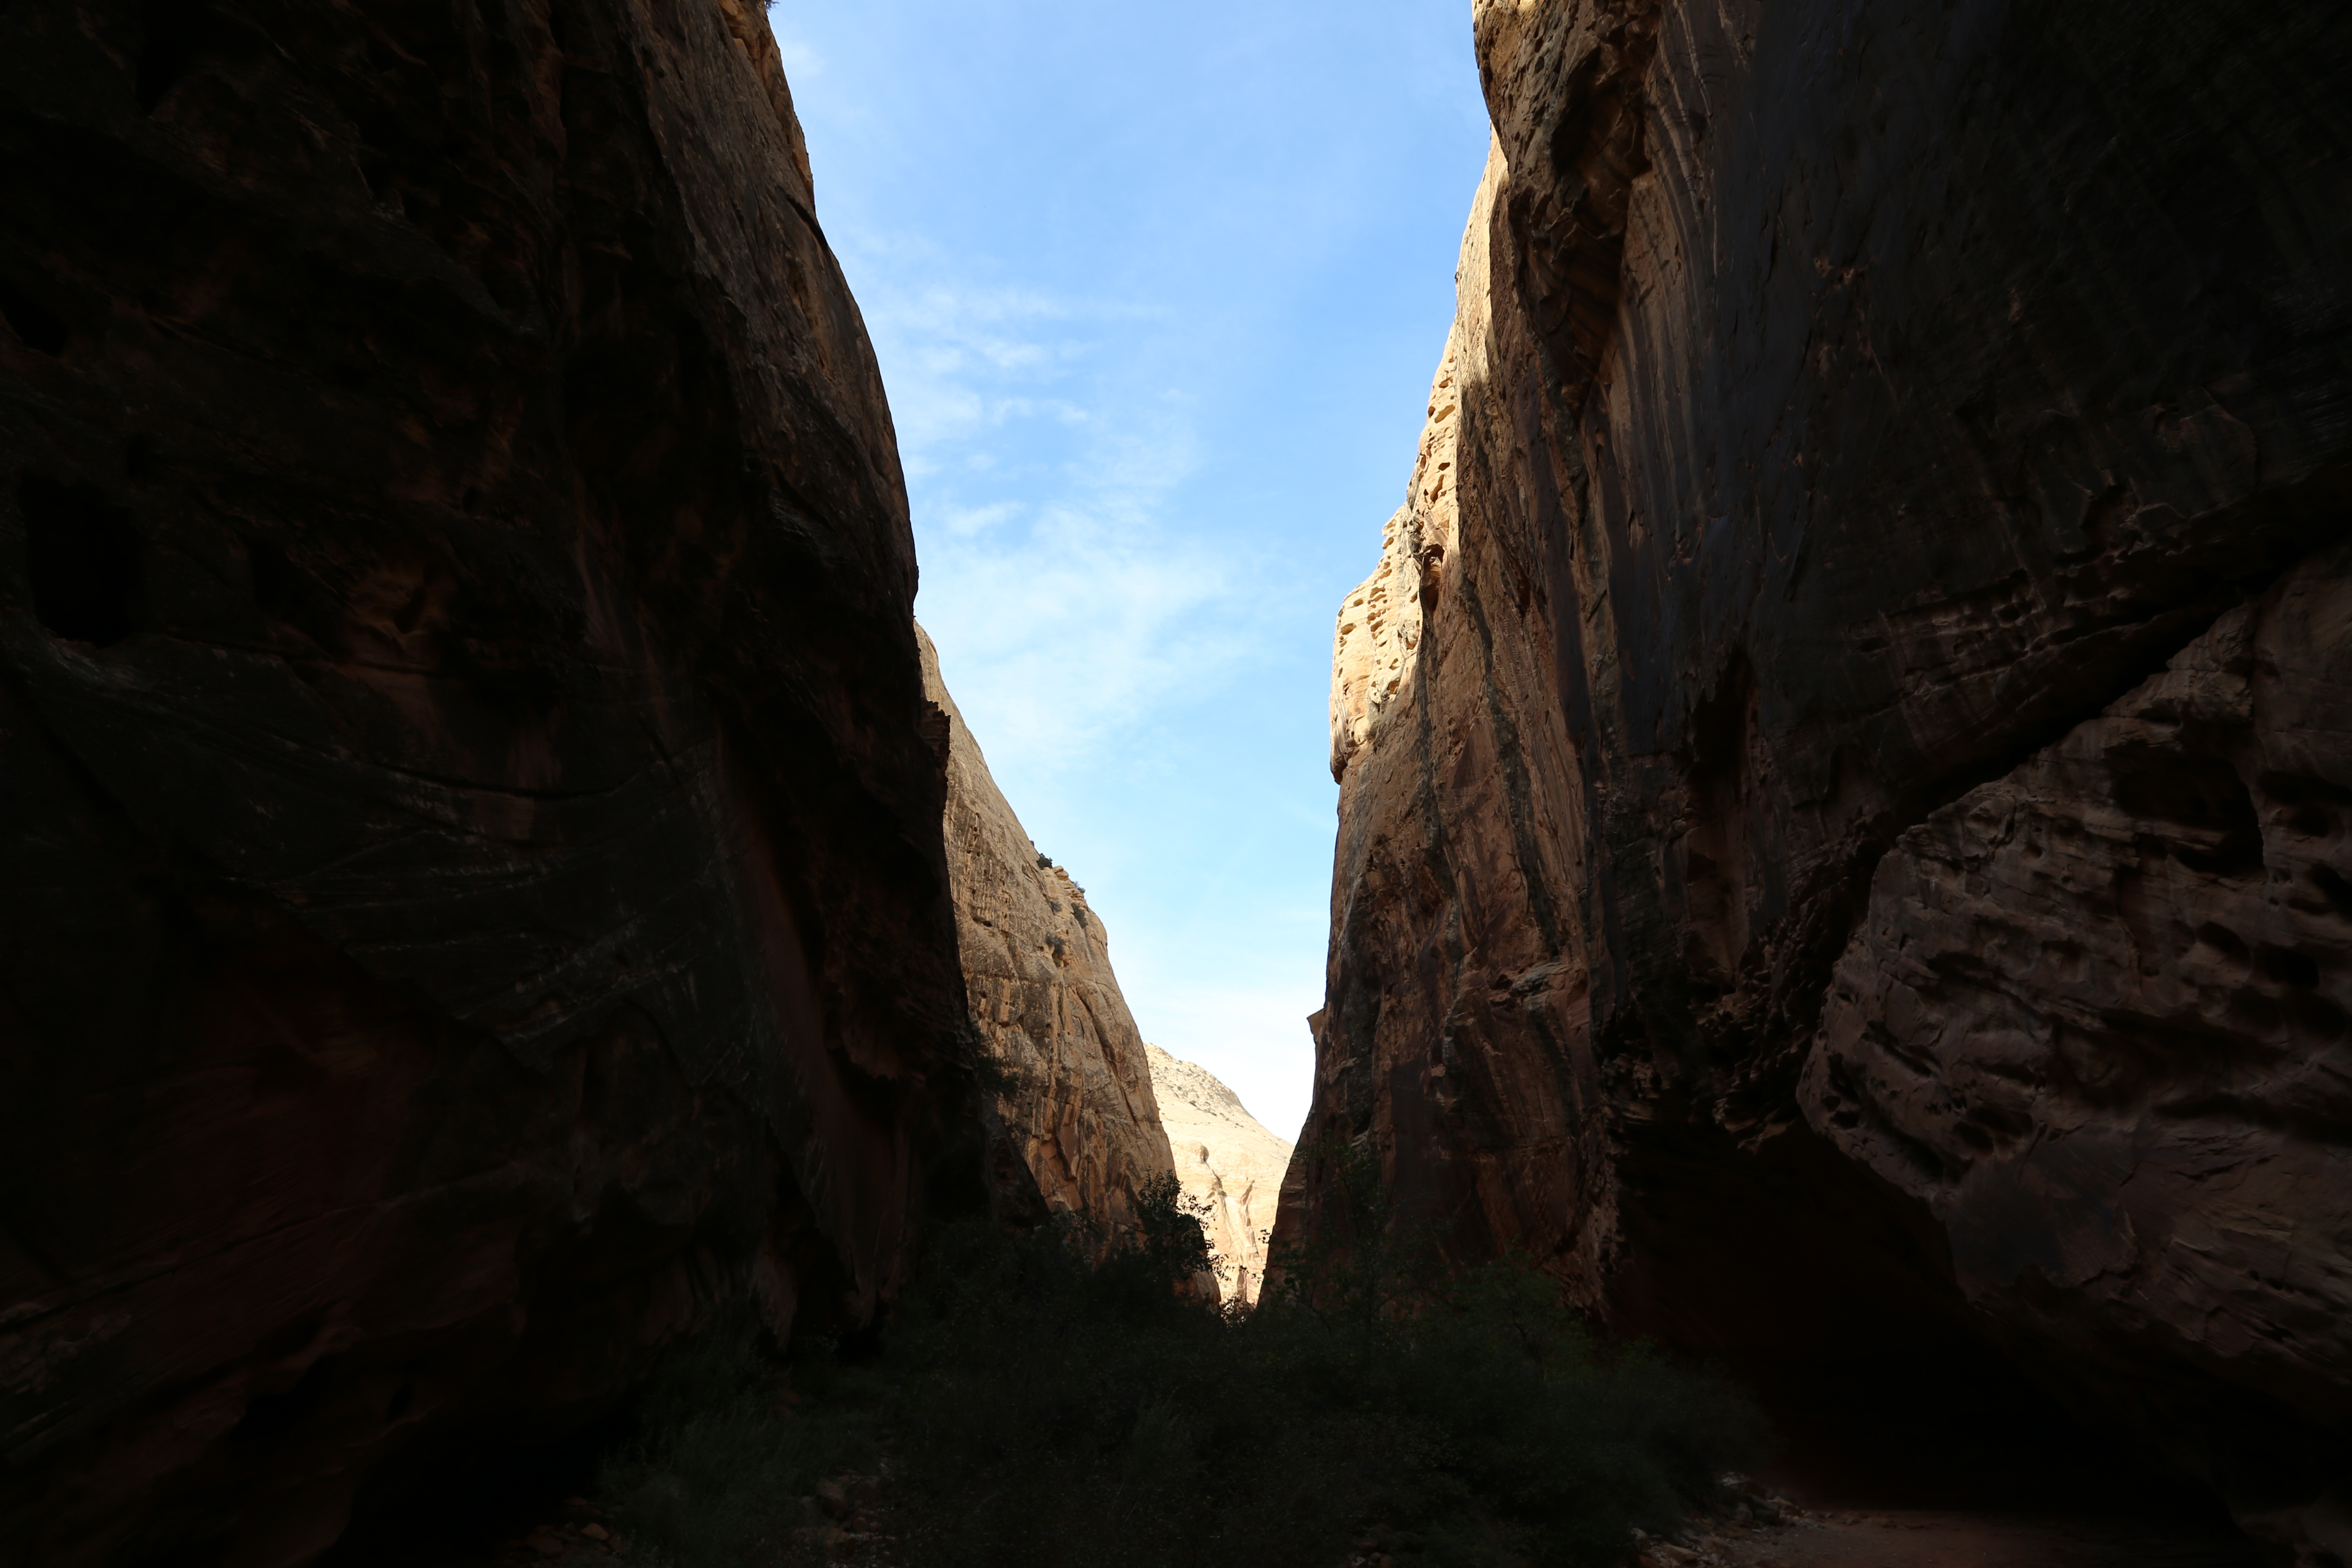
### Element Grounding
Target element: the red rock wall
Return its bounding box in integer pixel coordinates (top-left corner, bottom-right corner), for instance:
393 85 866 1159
0 3 992 1563
1286 0 2352 1547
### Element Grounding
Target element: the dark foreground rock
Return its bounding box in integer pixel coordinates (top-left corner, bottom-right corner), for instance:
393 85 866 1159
0 3 988 1562
1286 0 2352 1554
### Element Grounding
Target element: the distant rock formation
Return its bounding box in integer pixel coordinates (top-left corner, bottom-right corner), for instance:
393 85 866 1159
0 5 995 1564
1147 1044 1293 1306
918 626 1176 1236
1283 0 2352 1553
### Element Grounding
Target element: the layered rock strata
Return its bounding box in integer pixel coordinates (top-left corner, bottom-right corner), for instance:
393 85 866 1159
0 4 989 1564
1286 0 2352 1550
1147 1043 1293 1307
919 626 1176 1236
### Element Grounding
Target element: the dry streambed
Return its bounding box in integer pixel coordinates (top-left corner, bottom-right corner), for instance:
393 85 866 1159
1645 1506 2261 1568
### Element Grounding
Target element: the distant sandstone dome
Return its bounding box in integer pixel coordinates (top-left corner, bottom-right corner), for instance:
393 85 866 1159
1146 1044 1294 1308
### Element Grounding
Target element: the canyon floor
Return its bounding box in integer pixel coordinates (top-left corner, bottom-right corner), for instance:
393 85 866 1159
394 1467 2267 1568
1674 1425 2266 1568
1674 1507 2260 1568
442 1497 2263 1568
332 1355 2266 1568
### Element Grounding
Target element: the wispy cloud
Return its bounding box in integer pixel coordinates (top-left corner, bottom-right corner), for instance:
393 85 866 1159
838 250 1266 769
919 493 1254 765
844 274 1104 465
772 30 823 79
937 500 1021 538
772 0 1488 1141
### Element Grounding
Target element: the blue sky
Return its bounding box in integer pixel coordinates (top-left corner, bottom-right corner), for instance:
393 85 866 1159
769 2 1491 1140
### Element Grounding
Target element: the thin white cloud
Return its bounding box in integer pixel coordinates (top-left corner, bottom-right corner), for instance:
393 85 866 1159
938 500 1020 538
844 246 1267 772
770 0 1488 1162
772 32 823 79
919 497 1254 766
849 276 1127 462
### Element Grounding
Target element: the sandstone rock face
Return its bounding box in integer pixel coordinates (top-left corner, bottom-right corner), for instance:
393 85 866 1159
0 5 989 1564
1807 550 2352 1556
1284 0 2352 1546
919 626 1176 1236
1147 1044 1294 1307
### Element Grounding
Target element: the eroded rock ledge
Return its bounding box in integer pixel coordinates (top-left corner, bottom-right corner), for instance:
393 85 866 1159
1284 0 2352 1551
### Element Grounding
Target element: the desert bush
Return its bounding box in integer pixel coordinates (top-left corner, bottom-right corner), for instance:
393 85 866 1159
604 1165 1764 1568
597 1329 880 1567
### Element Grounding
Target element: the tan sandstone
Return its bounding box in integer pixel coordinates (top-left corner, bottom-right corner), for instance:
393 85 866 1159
917 626 1176 1235
1145 1044 1294 1306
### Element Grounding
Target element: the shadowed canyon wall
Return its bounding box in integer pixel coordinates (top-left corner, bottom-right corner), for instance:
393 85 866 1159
1284 0 2352 1553
0 3 995 1563
918 625 1176 1237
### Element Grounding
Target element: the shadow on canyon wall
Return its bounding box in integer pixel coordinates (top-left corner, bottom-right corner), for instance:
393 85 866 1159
1289 0 2352 1558
0 2 1019 1562
3 0 2349 1561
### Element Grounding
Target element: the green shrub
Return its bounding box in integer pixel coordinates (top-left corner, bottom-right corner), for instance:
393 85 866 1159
603 1167 1765 1568
597 1330 880 1567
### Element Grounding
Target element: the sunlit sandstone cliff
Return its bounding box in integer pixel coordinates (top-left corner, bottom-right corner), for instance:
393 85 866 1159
1285 0 2352 1553
1147 1044 1293 1307
919 627 1176 1235
0 5 1001 1564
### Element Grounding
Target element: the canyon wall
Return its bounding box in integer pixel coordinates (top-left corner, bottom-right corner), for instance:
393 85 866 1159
1147 1043 1292 1307
1286 0 2352 1552
919 626 1176 1236
0 4 992 1564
